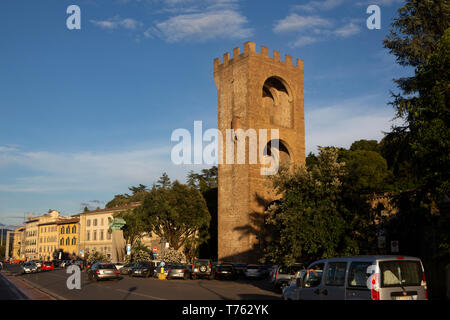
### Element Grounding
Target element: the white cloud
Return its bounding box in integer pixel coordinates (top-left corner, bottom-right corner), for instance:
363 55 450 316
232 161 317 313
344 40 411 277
91 17 144 30
274 13 362 47
294 0 345 12
305 95 401 154
146 9 252 42
274 14 332 33
0 145 182 193
334 22 361 37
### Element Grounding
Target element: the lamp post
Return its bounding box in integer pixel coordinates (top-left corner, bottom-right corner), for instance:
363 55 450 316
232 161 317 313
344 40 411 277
160 237 166 261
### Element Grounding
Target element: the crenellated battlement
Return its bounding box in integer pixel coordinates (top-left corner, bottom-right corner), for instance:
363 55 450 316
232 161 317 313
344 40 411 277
214 41 303 72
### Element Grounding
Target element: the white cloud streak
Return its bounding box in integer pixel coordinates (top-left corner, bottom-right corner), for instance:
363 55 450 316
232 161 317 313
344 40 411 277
305 95 401 154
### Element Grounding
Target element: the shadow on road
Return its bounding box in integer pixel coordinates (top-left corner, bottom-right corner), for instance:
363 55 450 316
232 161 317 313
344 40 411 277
122 287 137 300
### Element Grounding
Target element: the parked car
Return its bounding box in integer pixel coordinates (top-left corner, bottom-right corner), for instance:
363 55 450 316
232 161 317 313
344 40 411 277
21 262 39 274
283 255 428 300
215 264 237 280
232 263 247 279
167 264 191 280
271 263 306 292
244 264 264 279
85 261 96 270
191 259 215 280
73 260 85 271
52 260 62 268
120 262 137 275
282 270 307 300
87 263 119 282
41 261 55 271
32 260 43 270
131 261 154 278
259 265 272 279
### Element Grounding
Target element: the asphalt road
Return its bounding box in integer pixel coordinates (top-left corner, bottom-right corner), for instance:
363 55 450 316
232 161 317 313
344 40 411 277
3 264 281 300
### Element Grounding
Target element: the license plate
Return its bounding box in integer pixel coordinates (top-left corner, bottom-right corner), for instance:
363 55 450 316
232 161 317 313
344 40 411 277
394 295 417 300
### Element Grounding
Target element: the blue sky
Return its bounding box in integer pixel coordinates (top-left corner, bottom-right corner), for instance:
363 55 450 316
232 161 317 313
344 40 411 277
0 0 411 224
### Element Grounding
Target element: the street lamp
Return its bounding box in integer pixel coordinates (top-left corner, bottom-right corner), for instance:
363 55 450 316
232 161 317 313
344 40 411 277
160 237 166 260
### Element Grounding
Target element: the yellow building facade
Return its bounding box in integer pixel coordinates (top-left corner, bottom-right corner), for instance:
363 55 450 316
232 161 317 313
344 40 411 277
38 222 58 261
58 218 80 257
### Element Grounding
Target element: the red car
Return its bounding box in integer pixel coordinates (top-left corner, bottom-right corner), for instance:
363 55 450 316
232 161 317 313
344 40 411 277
41 261 55 271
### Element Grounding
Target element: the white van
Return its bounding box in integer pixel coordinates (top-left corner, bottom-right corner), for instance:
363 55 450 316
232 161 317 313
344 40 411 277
283 255 428 300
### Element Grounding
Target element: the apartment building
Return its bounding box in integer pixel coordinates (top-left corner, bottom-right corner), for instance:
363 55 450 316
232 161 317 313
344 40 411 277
76 204 140 261
57 218 80 257
11 226 25 260
38 222 58 260
24 218 39 260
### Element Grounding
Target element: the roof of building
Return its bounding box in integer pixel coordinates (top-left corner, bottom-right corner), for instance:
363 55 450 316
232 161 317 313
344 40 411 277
57 218 80 225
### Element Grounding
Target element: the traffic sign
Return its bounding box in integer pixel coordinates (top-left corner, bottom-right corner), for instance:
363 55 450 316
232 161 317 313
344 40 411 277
153 247 157 252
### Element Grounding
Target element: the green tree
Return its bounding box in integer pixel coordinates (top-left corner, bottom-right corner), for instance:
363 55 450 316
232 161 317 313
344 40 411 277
350 140 379 153
113 209 146 249
384 0 449 117
187 166 218 193
138 179 210 251
263 148 359 265
340 149 393 194
156 173 172 189
407 28 450 200
85 251 109 262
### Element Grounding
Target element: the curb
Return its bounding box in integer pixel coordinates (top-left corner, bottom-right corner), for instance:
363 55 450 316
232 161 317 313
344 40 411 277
0 272 30 300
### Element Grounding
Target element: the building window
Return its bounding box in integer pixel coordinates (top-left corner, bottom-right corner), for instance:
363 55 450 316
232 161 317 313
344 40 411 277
66 226 70 234
87 231 90 241
100 231 104 241
87 219 91 227
61 227 65 234
66 237 70 246
93 219 97 226
72 238 76 245
93 231 97 241
101 218 104 226
72 226 76 234
60 238 64 246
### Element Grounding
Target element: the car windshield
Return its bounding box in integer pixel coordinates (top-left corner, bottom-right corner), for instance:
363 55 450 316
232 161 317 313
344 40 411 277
99 264 116 270
173 265 185 269
380 261 422 287
221 266 233 271
247 266 259 270
195 261 209 266
137 262 149 267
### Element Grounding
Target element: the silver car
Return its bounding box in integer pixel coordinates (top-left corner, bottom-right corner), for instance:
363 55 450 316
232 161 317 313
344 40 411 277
21 262 39 274
87 263 119 282
283 255 428 300
167 264 190 280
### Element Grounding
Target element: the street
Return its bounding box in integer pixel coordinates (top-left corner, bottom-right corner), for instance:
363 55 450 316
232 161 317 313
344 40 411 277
1 264 281 300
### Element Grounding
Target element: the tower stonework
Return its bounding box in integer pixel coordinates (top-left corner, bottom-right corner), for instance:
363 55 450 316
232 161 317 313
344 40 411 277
214 42 306 263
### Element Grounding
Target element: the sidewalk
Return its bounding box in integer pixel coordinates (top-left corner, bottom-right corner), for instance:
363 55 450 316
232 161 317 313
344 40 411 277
0 269 57 300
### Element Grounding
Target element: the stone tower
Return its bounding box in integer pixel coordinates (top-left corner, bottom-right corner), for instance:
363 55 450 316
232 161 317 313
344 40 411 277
214 41 305 263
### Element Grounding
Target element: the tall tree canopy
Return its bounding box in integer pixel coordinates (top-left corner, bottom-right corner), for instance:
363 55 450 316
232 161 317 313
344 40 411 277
138 180 210 251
